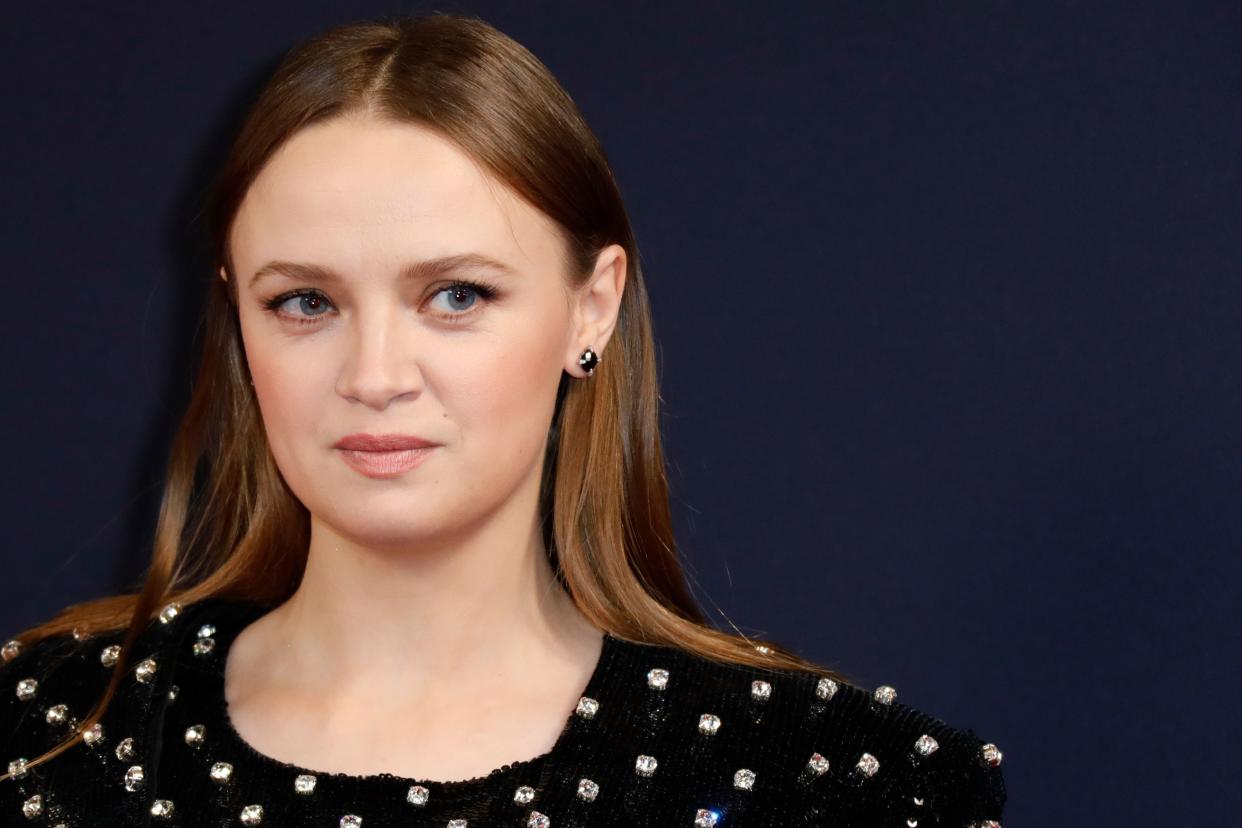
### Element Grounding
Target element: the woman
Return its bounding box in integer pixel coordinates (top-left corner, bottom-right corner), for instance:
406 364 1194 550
0 13 1006 827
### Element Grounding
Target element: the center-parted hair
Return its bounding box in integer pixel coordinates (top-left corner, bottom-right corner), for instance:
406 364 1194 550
3 12 848 781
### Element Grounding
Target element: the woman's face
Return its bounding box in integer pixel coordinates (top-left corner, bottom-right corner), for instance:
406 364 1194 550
227 115 623 549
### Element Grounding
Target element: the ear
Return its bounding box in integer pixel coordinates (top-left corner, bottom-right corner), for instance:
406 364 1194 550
567 244 627 377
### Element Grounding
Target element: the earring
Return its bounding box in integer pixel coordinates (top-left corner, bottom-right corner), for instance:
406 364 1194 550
578 346 600 376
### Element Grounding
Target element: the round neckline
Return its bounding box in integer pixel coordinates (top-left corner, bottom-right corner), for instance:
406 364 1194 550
192 598 617 798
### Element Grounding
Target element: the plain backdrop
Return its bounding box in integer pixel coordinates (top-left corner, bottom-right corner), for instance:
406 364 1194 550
3 2 1239 824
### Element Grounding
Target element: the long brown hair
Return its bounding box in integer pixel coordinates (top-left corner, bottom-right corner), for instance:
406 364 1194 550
2 12 853 781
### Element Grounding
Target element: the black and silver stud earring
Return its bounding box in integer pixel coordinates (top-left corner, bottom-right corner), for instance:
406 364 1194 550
578 347 600 376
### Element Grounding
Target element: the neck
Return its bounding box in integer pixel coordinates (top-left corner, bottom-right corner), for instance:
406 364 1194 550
256 483 599 698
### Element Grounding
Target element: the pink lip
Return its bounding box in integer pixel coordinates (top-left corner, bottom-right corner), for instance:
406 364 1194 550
334 433 438 451
333 433 439 479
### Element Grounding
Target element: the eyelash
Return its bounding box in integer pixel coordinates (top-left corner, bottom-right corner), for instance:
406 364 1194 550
261 280 500 327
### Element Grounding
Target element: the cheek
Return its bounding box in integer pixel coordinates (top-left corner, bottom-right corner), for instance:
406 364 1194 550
240 321 332 460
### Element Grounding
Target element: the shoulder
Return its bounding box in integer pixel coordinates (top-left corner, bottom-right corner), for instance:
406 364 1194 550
613 636 1007 826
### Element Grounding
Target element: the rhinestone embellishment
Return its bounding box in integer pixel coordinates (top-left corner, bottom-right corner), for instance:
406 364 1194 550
115 738 136 762
124 764 145 791
733 768 756 790
527 813 550 828
240 804 264 824
914 734 939 756
15 678 37 701
575 696 599 718
184 725 206 746
167 685 179 701
816 677 839 700
210 762 234 784
635 754 658 777
100 645 121 667
150 800 175 819
698 713 721 735
646 668 669 690
340 817 363 828
45 704 69 725
406 785 429 806
806 752 830 775
158 602 182 624
1 639 20 662
447 821 467 828
135 658 158 684
8 758 28 779
72 626 92 642
193 638 216 658
197 623 217 638
695 809 720 827
513 785 535 805
874 685 897 705
21 794 43 818
981 743 1003 767
82 722 105 747
577 778 599 801
294 774 317 795
750 680 772 701
856 752 880 777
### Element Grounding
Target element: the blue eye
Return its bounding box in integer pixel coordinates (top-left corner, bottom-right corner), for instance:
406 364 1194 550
260 279 499 328
262 289 336 325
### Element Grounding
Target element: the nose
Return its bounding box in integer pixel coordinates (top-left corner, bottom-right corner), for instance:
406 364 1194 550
334 304 422 410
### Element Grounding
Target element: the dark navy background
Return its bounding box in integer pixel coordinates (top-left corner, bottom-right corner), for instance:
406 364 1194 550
3 3 1238 823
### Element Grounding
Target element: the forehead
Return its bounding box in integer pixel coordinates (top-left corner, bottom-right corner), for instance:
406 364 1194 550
230 115 563 278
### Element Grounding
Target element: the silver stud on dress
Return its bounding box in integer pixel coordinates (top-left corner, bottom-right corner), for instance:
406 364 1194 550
698 713 721 735
7 758 28 779
874 685 897 705
124 765 145 792
806 752 830 776
209 762 234 784
82 723 105 747
134 658 158 684
340 816 362 828
100 645 121 668
407 785 430 806
447 821 468 828
197 623 216 638
150 800 175 819
914 735 939 756
2 639 20 662
816 677 839 700
856 752 880 777
750 680 772 701
527 812 550 828
193 639 216 658
45 705 69 725
733 768 755 790
72 626 91 642
115 738 136 762
981 743 1003 767
576 778 599 801
240 804 264 825
635 754 657 777
158 603 182 625
513 786 535 805
575 696 599 718
694 809 720 827
15 678 37 701
647 668 669 690
21 794 43 819
294 774 317 795
184 725 206 746
968 822 1002 828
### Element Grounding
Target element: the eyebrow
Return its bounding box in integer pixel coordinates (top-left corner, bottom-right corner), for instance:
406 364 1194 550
248 253 517 289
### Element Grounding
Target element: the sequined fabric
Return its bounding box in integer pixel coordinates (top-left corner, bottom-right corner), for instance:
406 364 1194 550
1 598 1006 826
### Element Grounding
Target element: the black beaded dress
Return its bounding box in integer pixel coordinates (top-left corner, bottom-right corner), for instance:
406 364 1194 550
1 598 1007 826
